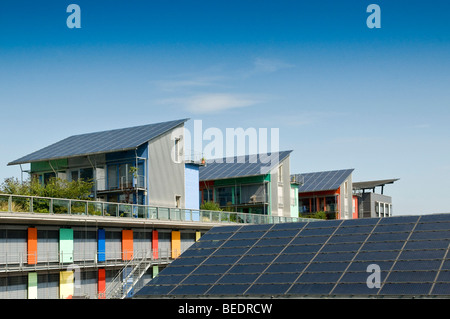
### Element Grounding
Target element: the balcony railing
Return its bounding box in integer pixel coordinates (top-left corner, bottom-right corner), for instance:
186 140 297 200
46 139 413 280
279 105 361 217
0 193 314 225
96 175 146 192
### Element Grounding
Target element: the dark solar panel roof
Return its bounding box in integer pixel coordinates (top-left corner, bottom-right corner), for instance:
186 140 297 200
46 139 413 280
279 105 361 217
135 213 450 298
199 150 292 181
293 169 354 193
8 119 188 165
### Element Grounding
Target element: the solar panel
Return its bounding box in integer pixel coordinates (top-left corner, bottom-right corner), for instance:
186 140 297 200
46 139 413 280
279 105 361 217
295 169 354 193
135 213 450 298
8 119 188 165
199 151 292 181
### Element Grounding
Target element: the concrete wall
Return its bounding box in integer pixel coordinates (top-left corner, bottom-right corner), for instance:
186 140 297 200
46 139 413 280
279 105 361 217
270 155 291 218
339 174 353 220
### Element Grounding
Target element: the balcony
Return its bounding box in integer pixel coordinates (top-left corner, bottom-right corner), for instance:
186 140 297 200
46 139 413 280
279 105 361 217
95 175 146 193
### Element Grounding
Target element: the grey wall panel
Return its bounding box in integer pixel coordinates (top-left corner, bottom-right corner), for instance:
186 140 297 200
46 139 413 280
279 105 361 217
148 126 186 208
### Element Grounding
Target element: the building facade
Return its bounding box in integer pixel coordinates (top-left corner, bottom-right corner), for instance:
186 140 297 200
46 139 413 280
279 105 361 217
293 169 357 220
353 179 399 218
199 151 296 218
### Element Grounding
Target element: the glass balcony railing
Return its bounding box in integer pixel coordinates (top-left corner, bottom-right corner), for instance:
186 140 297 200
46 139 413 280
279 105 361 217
0 193 316 224
95 175 145 192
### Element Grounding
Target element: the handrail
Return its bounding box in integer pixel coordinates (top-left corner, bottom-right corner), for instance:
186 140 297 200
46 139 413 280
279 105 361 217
0 193 314 224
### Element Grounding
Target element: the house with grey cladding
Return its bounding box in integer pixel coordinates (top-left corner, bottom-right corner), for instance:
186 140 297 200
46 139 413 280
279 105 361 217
8 119 201 210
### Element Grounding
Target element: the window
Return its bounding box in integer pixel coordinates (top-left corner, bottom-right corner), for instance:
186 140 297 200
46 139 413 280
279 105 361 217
175 195 181 208
216 187 233 207
71 171 79 182
79 168 93 182
278 165 283 183
174 138 180 163
278 186 284 207
108 165 118 189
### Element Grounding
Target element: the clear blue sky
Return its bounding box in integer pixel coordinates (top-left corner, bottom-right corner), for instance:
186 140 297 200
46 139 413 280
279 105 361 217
0 1 449 215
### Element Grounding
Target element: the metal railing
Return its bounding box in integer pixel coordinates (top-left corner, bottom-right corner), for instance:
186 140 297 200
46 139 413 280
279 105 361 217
0 249 174 274
0 193 313 224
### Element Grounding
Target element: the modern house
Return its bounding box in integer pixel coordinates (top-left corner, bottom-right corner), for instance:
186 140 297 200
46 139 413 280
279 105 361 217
8 119 201 210
352 178 399 218
199 150 298 218
292 169 357 220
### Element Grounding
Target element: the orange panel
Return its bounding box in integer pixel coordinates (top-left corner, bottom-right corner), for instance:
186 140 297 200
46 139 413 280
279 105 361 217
28 228 37 265
122 230 134 260
172 231 181 259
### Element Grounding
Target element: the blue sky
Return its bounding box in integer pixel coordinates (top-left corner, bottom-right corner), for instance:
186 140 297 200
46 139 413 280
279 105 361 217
0 1 449 215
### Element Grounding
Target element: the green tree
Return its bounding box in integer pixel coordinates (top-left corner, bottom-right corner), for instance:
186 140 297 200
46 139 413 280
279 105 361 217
0 176 93 200
200 201 222 211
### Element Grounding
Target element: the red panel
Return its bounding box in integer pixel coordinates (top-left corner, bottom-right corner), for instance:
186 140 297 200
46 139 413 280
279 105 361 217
98 269 106 299
28 228 37 265
152 230 158 259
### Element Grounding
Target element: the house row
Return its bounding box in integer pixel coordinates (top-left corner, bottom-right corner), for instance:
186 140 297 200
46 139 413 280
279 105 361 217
8 119 398 220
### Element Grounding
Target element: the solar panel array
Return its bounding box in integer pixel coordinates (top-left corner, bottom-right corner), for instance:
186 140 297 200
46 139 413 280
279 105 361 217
295 169 354 193
135 213 450 298
199 150 292 181
9 119 188 165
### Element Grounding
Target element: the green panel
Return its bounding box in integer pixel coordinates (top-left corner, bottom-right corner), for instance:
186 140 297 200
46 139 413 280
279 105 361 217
59 228 74 263
31 159 68 173
213 175 269 186
28 272 37 299
153 266 159 278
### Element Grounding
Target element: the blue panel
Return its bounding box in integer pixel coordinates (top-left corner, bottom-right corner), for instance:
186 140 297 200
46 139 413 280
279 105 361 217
97 229 105 262
185 163 199 210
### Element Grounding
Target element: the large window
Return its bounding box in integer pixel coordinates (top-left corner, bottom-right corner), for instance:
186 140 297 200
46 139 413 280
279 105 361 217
216 187 233 207
108 165 118 189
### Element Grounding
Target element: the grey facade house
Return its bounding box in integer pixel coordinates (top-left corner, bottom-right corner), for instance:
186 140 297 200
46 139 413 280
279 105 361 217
353 179 399 218
8 118 201 210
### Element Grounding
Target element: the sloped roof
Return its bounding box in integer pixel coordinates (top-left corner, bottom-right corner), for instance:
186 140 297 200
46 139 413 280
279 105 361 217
135 213 450 298
293 169 354 193
199 150 292 181
8 119 188 165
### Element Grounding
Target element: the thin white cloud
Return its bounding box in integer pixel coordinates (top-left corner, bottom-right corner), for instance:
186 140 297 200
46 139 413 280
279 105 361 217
152 76 227 92
159 93 264 114
251 57 295 74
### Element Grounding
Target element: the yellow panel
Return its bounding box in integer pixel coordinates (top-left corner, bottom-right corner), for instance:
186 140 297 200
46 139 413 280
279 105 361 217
171 231 181 259
196 231 201 241
60 271 74 299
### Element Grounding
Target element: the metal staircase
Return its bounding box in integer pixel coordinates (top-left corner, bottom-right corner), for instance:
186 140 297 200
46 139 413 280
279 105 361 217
102 250 157 299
